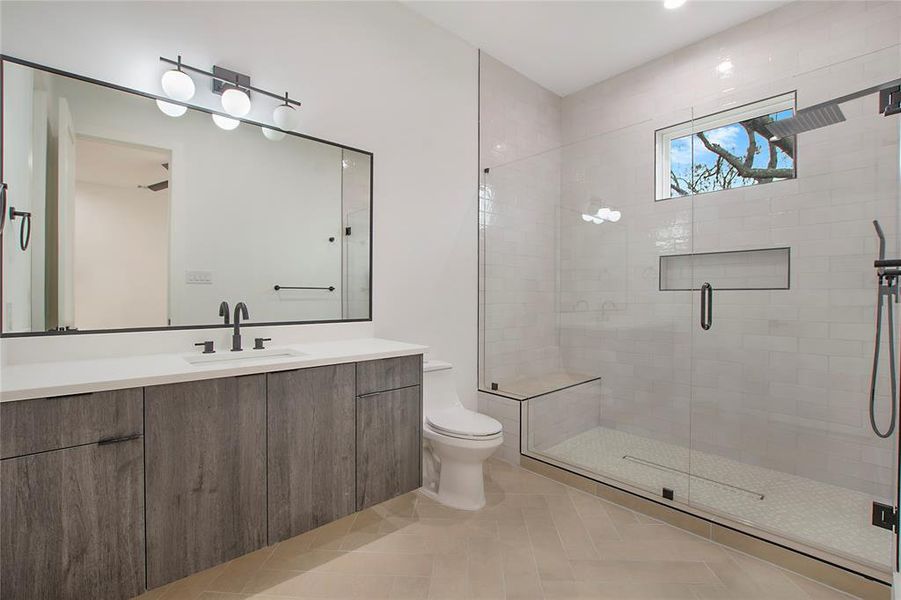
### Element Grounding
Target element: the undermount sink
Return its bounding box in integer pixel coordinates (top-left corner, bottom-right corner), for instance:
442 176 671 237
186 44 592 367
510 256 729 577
183 347 307 365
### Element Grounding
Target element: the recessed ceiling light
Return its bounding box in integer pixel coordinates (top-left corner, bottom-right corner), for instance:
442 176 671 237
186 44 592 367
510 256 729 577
664 0 686 9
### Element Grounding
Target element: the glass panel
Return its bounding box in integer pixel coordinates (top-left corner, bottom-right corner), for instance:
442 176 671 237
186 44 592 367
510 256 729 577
688 47 900 571
481 146 596 398
492 112 697 499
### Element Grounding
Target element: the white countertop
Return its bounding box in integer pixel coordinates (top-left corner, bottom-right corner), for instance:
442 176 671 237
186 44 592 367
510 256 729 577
0 338 427 402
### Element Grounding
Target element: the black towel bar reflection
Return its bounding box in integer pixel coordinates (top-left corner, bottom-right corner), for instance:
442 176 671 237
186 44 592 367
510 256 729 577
274 285 335 292
8 206 31 251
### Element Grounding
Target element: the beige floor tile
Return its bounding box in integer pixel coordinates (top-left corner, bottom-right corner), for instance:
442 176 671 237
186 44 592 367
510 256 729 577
569 559 718 584
339 531 432 554
522 506 575 581
207 546 277 593
390 577 431 600
133 460 872 600
504 571 543 599
542 580 700 599
428 576 471 599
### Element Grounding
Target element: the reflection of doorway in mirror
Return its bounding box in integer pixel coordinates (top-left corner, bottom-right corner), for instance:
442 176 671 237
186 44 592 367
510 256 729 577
71 136 170 330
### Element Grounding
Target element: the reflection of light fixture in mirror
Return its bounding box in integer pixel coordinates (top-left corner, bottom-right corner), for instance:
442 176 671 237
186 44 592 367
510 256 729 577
273 92 298 131
261 126 286 141
212 113 240 131
221 76 251 117
156 99 187 117
581 200 621 224
342 158 356 169
161 55 195 101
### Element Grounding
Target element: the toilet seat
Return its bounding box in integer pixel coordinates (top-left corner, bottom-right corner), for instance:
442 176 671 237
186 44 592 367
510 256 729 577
426 407 503 441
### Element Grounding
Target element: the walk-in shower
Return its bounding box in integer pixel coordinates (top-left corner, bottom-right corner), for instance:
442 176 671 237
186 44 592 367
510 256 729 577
479 26 901 580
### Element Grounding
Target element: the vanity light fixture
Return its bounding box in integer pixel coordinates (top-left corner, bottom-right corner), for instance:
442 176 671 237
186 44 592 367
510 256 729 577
273 93 298 131
581 201 621 224
156 99 187 118
221 75 251 118
261 126 286 141
159 55 302 134
211 113 240 131
160 55 196 101
664 0 686 9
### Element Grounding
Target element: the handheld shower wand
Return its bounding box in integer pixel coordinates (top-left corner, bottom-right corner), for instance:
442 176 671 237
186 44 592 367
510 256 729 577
870 220 897 438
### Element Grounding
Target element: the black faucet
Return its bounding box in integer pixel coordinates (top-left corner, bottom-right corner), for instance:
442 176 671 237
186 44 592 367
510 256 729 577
218 301 230 325
231 302 249 351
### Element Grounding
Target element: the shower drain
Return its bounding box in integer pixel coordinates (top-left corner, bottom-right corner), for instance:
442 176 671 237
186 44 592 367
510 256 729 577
622 455 765 501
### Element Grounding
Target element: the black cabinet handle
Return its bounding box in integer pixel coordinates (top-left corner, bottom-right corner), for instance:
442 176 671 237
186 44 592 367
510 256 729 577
97 433 142 446
700 282 713 331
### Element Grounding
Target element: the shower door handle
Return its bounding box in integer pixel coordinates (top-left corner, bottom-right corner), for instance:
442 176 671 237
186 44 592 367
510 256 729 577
700 282 713 331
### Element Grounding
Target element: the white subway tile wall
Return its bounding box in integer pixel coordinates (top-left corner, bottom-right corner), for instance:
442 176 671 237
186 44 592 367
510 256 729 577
479 54 564 389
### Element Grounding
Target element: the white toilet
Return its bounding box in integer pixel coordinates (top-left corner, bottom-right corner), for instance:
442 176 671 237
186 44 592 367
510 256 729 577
421 360 503 510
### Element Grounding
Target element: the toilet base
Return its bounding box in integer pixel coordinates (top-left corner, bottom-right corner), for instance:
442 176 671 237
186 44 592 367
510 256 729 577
422 427 503 511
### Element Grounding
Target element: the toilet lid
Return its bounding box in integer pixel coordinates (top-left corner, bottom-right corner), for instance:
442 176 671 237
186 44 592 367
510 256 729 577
426 407 503 438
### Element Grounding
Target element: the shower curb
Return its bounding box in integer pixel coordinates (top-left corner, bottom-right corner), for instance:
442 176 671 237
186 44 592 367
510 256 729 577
521 454 891 600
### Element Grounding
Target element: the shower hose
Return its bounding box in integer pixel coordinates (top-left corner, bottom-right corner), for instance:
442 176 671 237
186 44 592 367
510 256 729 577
870 276 898 438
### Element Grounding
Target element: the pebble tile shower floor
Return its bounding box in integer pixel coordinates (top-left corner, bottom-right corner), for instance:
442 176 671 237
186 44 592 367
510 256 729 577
543 427 893 570
134 459 859 599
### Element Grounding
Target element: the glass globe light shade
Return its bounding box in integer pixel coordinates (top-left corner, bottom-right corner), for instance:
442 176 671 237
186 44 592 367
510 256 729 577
273 103 298 131
212 113 240 131
156 99 187 118
161 69 195 101
221 87 251 117
261 126 286 142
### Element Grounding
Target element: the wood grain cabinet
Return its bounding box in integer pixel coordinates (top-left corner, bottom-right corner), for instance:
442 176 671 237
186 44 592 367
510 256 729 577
267 364 356 543
355 357 422 511
144 375 267 588
0 353 424 596
0 390 145 600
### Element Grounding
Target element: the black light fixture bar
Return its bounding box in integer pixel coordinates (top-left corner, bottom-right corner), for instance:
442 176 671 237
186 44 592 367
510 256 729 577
159 56 302 107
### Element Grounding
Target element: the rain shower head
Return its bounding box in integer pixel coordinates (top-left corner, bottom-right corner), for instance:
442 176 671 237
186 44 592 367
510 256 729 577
766 77 900 140
766 103 846 139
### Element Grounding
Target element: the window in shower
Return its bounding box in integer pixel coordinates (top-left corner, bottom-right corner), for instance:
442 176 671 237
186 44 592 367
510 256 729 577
655 92 796 200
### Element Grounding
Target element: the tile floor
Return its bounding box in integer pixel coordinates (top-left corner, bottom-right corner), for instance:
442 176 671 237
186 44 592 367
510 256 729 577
543 427 893 569
135 459 859 600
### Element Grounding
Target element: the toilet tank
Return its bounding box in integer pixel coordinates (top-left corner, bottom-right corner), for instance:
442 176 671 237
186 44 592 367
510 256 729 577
422 360 463 413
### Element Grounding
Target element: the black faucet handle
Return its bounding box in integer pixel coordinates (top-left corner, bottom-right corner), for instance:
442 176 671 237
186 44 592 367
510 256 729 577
254 337 272 350
218 301 230 325
195 341 215 354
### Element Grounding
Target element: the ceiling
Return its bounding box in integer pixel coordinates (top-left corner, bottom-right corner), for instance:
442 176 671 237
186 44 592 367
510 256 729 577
76 137 170 191
405 0 787 96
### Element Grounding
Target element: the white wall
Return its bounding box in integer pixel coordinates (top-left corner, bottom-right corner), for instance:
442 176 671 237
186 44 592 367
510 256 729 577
73 181 169 329
0 1 478 408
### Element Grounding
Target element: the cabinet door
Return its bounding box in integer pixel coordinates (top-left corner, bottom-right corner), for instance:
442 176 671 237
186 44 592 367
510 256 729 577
145 375 266 588
356 385 421 510
1 439 145 600
267 364 356 543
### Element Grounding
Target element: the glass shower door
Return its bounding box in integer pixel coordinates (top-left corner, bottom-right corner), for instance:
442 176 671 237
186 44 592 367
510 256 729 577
687 51 900 574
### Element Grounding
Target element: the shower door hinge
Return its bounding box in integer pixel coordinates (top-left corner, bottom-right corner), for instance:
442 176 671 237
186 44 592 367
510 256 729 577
871 501 897 531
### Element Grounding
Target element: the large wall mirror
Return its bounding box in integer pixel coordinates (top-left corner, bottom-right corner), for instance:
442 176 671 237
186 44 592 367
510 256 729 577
1 57 372 335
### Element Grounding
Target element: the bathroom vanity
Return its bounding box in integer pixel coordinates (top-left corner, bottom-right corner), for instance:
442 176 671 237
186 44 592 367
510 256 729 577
0 342 423 599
